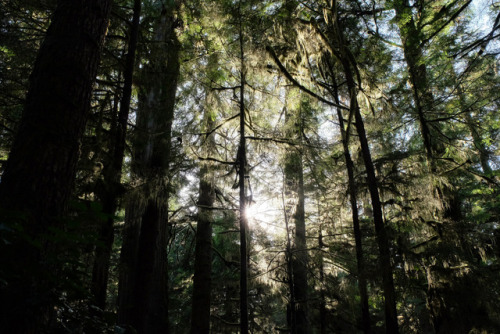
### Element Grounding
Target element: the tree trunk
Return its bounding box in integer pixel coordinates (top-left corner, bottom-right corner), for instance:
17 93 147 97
318 227 327 334
454 71 493 175
116 4 180 333
293 151 309 334
238 43 250 334
393 2 461 329
349 73 399 334
287 106 309 334
237 3 249 332
464 112 493 175
393 0 439 163
0 1 111 332
332 15 399 333
190 96 217 334
282 89 309 334
91 0 141 311
284 197 296 332
330 74 371 333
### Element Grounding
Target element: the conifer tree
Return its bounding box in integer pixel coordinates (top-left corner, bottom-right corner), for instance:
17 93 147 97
116 2 181 332
0 1 112 332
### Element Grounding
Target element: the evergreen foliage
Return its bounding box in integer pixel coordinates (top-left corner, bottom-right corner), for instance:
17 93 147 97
0 0 499 333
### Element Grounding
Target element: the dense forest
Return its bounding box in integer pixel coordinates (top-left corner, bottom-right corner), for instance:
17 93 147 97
0 0 499 333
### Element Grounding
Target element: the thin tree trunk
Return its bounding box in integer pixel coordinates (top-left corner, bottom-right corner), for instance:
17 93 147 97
0 1 111 332
282 184 296 332
330 73 371 333
464 112 493 175
91 0 141 311
238 27 249 334
190 96 217 334
318 225 327 334
454 72 492 175
291 123 309 334
349 75 399 334
333 16 399 332
236 3 249 332
284 155 308 334
339 115 372 333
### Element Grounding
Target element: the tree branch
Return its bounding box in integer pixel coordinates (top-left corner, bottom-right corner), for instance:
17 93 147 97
266 46 349 110
420 0 472 47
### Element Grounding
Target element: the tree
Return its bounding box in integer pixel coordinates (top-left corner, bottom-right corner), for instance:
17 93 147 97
283 90 310 334
0 1 112 332
190 93 217 334
91 0 142 312
328 64 372 334
237 11 250 331
116 1 181 332
0 0 499 332
268 1 399 331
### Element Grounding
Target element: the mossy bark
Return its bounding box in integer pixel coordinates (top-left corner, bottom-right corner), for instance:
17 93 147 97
116 4 180 333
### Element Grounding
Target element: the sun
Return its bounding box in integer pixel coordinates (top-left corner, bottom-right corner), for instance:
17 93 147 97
244 196 283 235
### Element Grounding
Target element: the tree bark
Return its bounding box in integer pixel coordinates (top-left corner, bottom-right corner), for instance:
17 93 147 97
329 71 371 333
190 96 217 334
283 94 310 334
393 2 463 329
116 4 180 333
0 1 111 332
91 0 141 311
236 3 249 332
283 190 296 332
293 152 309 334
454 71 493 175
351 92 398 334
348 73 399 334
318 227 327 334
331 13 399 333
393 0 439 163
238 39 250 334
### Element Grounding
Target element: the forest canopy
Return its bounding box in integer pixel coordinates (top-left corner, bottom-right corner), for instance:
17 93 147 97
0 0 499 333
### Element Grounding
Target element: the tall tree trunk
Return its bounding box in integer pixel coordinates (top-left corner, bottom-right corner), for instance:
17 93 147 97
348 71 399 334
293 148 309 334
330 12 399 333
283 95 310 334
282 185 296 332
190 95 217 334
464 112 493 175
0 1 111 332
116 4 180 333
393 2 463 329
238 25 250 334
318 226 327 334
91 0 141 311
329 72 371 333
